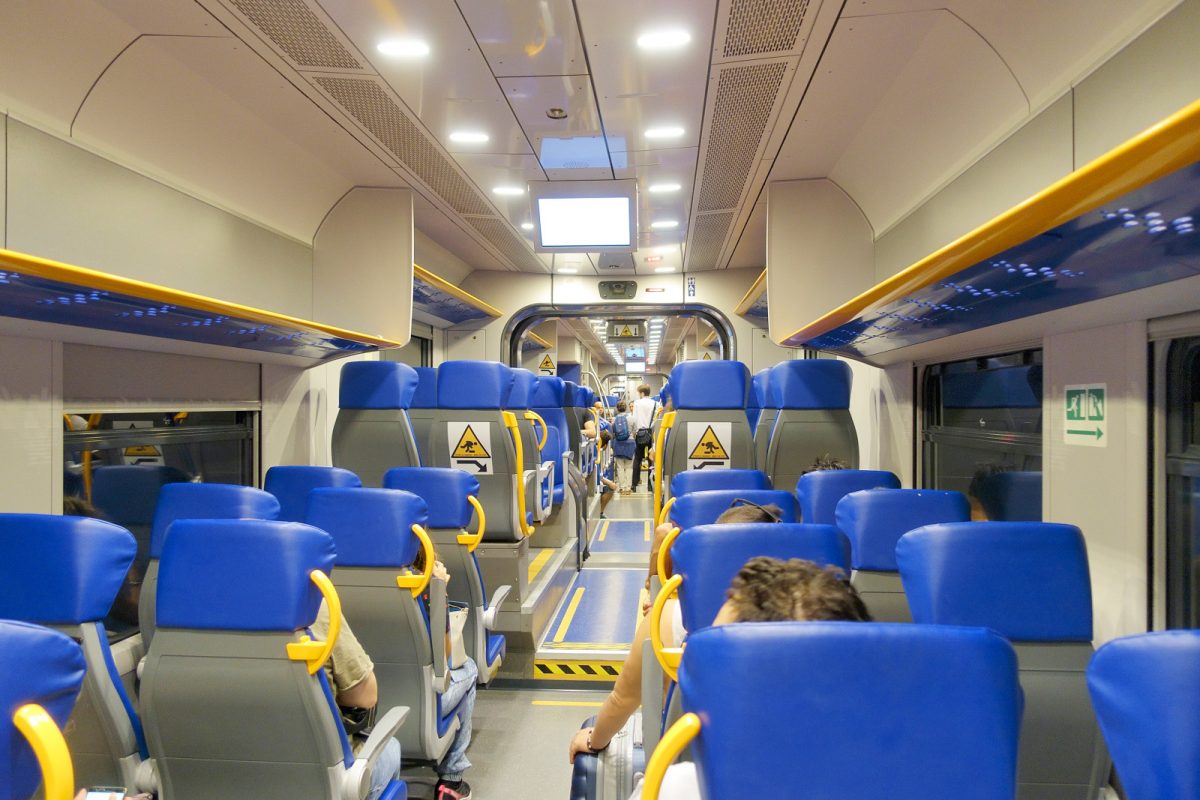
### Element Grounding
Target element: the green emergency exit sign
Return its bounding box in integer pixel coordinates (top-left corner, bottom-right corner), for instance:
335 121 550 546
1064 383 1106 447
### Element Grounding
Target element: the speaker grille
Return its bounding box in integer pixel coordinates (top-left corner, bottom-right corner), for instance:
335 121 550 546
687 212 735 269
227 0 362 69
723 0 812 58
465 217 544 272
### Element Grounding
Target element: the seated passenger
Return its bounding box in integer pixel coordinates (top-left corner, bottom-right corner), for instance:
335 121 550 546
967 463 1016 521
63 496 141 634
599 430 619 518
647 499 783 592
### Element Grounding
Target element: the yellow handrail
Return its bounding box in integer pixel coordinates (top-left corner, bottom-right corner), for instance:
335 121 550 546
457 495 487 552
13 704 73 800
396 524 435 597
502 411 534 537
287 570 341 674
656 526 682 585
652 411 677 520
650 574 684 682
657 496 677 529
642 713 702 800
524 410 549 451
590 408 603 450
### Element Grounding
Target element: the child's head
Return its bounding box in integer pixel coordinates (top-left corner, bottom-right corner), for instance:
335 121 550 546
600 430 612 446
714 556 872 625
715 501 783 524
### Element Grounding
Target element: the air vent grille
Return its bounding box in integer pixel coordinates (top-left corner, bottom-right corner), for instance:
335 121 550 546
723 0 811 58
465 217 544 271
314 77 494 217
697 62 787 212
227 0 362 69
687 212 735 269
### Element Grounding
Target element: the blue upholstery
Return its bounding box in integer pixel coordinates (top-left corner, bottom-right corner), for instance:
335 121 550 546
438 361 514 409
679 623 1021 799
411 367 438 409
339 361 419 409
91 464 189 527
156 519 334 631
748 369 769 430
835 488 970 571
975 470 1042 521
670 489 799 529
942 366 1041 408
660 381 671 407
769 359 852 409
531 375 566 408
797 469 901 524
505 368 537 410
1088 630 1200 799
487 633 506 667
668 361 749 409
671 523 848 630
264 466 363 522
0 514 136 624
379 780 408 800
897 522 1093 642
305 488 427 568
384 467 480 529
150 483 280 558
0 620 87 800
564 381 586 408
670 469 771 498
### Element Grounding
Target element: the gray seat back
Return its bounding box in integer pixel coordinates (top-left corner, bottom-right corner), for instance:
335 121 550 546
408 367 439 464
332 361 422 486
764 360 858 492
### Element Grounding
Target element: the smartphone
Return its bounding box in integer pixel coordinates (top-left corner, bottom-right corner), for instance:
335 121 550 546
84 788 126 800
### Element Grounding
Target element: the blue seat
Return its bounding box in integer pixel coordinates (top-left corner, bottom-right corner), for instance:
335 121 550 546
975 470 1043 521
666 489 799 531
409 366 438 462
90 464 189 567
835 488 970 622
264 465 362 522
141 483 280 648
643 622 1021 799
669 469 771 498
0 514 146 790
1088 630 1200 800
529 376 585 549
762 360 859 492
332 361 422 485
796 468 900 523
898 522 1107 799
747 369 768 432
142 518 407 799
0 619 86 800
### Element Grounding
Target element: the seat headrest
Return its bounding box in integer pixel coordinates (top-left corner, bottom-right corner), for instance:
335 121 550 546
770 359 852 409
339 361 419 409
0 620 86 799
1087 630 1200 800
437 361 513 409
150 483 281 559
563 381 582 407
411 367 438 409
679 623 1020 799
530 375 566 407
750 370 769 409
897 522 1092 641
383 467 479 529
671 523 848 631
505 368 537 409
579 387 595 407
796 469 900 524
156 519 334 631
835 488 969 571
305 488 427 567
942 366 1040 408
974 470 1042 521
670 469 771 498
264 466 362 523
669 361 750 409
671 489 799 530
90 465 190 525
0 514 136 624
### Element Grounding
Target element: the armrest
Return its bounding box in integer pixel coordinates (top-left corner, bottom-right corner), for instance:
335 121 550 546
483 584 512 629
341 706 409 800
429 577 448 683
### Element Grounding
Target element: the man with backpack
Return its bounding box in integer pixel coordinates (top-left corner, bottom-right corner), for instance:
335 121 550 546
630 384 657 492
611 400 636 492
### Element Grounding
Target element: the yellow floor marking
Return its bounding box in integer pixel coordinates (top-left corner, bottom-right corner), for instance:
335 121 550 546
598 519 611 542
553 587 586 642
531 700 604 708
644 520 651 541
527 548 553 583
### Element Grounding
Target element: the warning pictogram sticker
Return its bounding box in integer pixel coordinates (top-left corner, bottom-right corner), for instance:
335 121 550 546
539 354 555 374
448 422 493 474
620 325 633 337
686 422 731 470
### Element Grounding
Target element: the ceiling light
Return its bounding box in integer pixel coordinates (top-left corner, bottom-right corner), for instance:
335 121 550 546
645 126 685 140
377 39 430 58
655 245 677 254
493 185 525 196
521 222 534 230
654 267 676 273
637 29 692 51
557 268 579 274
648 182 681 194
449 130 489 144
650 220 679 229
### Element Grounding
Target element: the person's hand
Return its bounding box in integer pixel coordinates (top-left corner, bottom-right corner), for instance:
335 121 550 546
569 727 595 764
433 561 450 583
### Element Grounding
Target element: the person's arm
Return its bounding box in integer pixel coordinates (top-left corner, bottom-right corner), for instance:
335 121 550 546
569 614 653 761
338 670 379 708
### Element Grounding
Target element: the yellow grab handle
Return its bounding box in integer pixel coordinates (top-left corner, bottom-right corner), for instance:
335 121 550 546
396 524 436 597
650 573 684 682
524 410 548 451
13 704 73 800
657 526 681 585
657 496 677 529
287 570 341 674
642 713 701 800
652 411 676 521
457 495 486 552
502 411 534 537
591 408 604 449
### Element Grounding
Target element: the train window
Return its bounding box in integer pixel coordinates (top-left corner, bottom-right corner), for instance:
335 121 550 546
1165 338 1200 628
922 350 1043 521
62 410 257 640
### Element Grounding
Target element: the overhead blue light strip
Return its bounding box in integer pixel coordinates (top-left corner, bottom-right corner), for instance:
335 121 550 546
412 272 493 325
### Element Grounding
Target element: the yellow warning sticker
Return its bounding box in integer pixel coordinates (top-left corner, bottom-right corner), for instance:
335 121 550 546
702 351 713 360
686 421 732 470
620 325 633 337
452 425 490 458
448 421 494 474
539 354 555 373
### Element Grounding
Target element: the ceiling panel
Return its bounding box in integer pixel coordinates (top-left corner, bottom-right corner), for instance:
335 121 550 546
453 152 544 226
456 0 587 78
499 75 612 180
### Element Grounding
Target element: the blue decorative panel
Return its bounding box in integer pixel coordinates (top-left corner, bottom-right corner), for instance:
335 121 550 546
412 273 492 325
744 291 768 322
801 162 1200 357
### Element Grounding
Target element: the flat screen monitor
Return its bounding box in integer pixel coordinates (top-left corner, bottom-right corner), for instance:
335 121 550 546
625 361 646 374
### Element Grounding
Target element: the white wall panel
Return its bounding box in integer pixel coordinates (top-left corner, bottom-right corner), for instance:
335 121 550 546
1044 322 1149 644
0 335 61 514
260 363 318 474
62 344 259 408
0 115 6 247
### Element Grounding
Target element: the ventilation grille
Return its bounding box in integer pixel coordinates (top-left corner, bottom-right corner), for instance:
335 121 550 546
697 62 787 212
314 77 494 217
723 0 811 58
227 0 362 69
465 217 543 271
687 212 735 269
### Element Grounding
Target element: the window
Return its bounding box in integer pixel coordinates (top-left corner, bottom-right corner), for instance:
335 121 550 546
922 350 1043 521
1165 338 1200 628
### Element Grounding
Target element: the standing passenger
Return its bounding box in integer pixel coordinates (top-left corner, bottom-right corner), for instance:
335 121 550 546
611 401 636 493
630 384 657 492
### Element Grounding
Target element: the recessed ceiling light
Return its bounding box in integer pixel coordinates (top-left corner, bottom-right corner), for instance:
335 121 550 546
449 130 489 144
650 220 679 229
645 126 685 140
557 268 579 274
655 267 675 274
377 39 430 58
637 29 692 51
521 222 534 230
647 182 681 194
655 245 677 254
493 185 525 196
